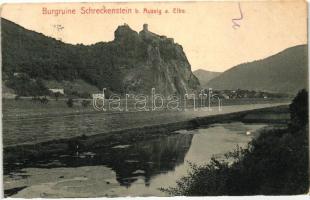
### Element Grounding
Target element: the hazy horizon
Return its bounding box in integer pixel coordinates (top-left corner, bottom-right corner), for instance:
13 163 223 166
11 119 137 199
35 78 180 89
1 1 307 72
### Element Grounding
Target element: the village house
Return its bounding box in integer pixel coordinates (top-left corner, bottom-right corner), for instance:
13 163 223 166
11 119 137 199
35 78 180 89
49 88 64 95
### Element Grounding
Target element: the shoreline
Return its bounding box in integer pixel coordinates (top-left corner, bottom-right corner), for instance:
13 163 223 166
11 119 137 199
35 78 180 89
3 98 291 120
3 103 289 147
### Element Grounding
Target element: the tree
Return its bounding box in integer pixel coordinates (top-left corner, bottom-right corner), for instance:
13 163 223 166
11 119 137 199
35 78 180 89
66 98 74 108
54 92 61 101
289 89 308 129
14 95 20 101
35 79 49 96
81 100 90 107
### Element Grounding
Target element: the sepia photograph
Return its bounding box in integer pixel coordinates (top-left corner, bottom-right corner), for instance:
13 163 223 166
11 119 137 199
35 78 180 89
1 0 309 198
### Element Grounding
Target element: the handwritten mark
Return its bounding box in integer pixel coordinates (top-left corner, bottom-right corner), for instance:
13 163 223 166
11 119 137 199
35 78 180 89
232 2 243 29
52 24 64 32
52 24 64 41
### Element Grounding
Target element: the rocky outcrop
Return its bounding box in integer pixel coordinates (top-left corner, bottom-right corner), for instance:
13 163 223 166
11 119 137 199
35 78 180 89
111 23 200 95
2 19 200 96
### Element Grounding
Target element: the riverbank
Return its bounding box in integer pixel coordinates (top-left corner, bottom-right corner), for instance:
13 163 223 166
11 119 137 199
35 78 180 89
3 98 290 120
161 90 309 195
3 104 290 175
3 103 289 147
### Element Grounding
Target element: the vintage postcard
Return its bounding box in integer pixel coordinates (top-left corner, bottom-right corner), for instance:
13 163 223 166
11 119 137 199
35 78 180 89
1 0 309 198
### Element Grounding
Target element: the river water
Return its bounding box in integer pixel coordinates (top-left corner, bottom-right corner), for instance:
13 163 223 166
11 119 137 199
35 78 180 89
3 103 286 146
4 122 268 197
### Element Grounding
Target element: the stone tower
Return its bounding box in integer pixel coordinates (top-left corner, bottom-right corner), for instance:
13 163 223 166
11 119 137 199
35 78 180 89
143 24 148 31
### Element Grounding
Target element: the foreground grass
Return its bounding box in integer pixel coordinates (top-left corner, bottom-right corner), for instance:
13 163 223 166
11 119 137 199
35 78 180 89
162 89 308 195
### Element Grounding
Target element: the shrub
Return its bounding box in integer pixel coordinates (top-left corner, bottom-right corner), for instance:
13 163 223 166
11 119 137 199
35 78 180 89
81 100 90 107
66 98 74 108
162 89 309 195
40 96 49 104
54 92 61 101
14 95 20 101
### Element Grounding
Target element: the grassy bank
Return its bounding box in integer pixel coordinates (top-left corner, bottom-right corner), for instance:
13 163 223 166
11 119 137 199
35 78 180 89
3 97 291 119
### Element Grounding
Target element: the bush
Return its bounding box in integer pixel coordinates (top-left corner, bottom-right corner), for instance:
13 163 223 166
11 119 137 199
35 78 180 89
14 95 20 101
162 89 309 195
66 98 74 108
81 100 90 107
64 90 91 99
54 92 62 101
40 96 49 104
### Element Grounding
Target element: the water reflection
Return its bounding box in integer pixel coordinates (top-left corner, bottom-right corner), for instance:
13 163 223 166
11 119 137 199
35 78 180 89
84 134 193 187
4 122 268 197
6 134 193 188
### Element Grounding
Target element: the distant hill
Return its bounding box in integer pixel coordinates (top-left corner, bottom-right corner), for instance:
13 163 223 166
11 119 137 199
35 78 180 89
193 69 221 88
1 18 200 96
207 45 308 94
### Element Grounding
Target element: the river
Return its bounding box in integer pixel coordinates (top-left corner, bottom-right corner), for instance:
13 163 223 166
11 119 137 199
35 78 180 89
4 122 269 197
3 103 286 146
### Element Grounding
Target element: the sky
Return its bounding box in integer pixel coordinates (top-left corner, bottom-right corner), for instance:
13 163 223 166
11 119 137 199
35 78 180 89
1 1 307 72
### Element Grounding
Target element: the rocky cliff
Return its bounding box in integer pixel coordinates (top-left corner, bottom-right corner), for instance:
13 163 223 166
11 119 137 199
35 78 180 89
2 18 200 96
94 23 200 95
